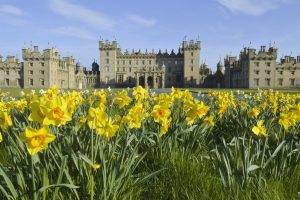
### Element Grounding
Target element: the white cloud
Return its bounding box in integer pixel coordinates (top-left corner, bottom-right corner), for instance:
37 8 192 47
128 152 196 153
216 0 293 16
49 0 117 31
128 15 156 26
0 4 24 16
0 4 28 26
50 26 97 40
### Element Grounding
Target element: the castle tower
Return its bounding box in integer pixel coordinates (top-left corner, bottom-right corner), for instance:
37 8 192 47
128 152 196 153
181 39 201 87
99 40 118 86
63 56 76 88
22 46 63 88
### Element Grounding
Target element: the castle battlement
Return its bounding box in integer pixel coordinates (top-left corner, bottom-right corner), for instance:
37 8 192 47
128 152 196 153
238 46 278 61
0 56 20 64
22 46 61 60
99 40 118 50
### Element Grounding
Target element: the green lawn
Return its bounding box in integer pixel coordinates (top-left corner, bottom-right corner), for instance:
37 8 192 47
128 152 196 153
1 87 299 98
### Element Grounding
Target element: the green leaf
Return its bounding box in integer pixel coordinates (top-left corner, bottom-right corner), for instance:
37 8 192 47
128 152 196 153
263 140 286 168
38 184 79 193
247 165 260 173
0 166 18 199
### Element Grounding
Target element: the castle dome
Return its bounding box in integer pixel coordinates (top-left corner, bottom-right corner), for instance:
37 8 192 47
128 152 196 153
92 60 99 72
76 62 83 71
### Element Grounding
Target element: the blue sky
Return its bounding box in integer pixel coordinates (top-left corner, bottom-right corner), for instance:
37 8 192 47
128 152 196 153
0 0 300 71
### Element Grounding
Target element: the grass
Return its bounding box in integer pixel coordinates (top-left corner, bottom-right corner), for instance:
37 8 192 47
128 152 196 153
185 88 300 94
1 87 299 98
138 148 300 200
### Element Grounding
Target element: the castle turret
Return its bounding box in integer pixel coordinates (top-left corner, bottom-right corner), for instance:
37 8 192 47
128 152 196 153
181 39 201 87
99 39 118 86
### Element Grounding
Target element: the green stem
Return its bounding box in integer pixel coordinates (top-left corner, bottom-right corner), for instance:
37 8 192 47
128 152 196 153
90 119 95 200
31 156 37 200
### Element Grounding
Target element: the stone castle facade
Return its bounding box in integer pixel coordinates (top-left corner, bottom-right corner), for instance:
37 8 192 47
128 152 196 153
224 45 300 88
0 46 100 89
1 41 300 89
99 39 201 88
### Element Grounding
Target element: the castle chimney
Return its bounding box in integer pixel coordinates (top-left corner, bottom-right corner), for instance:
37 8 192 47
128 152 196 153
285 56 289 63
297 56 300 63
260 46 266 52
34 46 39 52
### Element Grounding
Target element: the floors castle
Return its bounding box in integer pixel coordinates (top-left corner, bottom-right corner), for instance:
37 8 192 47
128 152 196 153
0 40 299 89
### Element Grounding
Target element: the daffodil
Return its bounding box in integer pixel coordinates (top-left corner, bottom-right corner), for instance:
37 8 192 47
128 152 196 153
248 107 260 119
133 86 146 100
160 118 172 137
114 90 132 109
278 113 297 130
43 96 72 127
0 111 12 130
151 105 171 123
196 101 209 119
203 116 214 128
20 126 56 155
252 120 268 137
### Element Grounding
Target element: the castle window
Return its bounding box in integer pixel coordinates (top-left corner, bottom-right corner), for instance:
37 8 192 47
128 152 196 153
5 79 9 86
123 60 125 65
266 62 271 67
117 67 119 72
191 66 193 71
117 74 124 84
176 74 181 82
5 70 9 75
123 67 125 72
41 62 44 67
128 76 132 83
40 70 44 75
266 70 271 75
142 60 145 65
129 67 132 72
29 79 33 86
278 78 283 86
30 63 33 67
290 78 295 86
149 60 152 65
106 66 109 72
254 70 259 75
129 60 132 65
291 71 295 75
40 79 44 86
136 60 138 65
117 61 119 65
191 59 194 64
279 71 283 75
29 70 33 75
254 78 259 86
265 78 270 86
106 59 109 64
105 77 109 84
255 62 259 67
191 52 194 56
106 52 109 56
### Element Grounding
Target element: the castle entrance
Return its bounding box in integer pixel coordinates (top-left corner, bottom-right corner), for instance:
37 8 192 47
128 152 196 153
139 76 145 87
135 66 165 89
147 76 153 88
